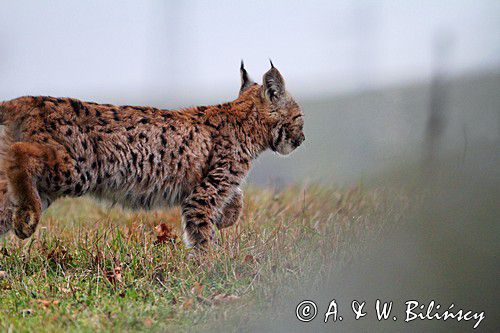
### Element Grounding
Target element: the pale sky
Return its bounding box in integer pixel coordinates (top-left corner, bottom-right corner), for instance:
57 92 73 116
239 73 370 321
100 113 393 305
0 0 499 105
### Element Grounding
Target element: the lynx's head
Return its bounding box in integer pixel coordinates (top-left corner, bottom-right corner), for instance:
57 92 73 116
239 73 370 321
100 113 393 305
240 61 305 155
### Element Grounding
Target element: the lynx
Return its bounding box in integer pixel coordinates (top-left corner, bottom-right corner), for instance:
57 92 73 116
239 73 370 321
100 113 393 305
0 61 304 250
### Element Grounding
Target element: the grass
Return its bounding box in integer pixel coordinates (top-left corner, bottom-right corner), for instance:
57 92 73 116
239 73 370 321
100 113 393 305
0 184 406 332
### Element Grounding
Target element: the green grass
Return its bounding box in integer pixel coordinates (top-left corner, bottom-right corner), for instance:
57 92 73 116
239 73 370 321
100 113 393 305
0 184 406 332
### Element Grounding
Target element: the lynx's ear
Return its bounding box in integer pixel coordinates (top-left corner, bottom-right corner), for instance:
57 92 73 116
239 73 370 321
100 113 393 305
263 60 285 102
239 60 255 95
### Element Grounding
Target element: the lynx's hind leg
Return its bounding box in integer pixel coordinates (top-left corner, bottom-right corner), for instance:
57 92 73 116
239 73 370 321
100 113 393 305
216 188 243 229
0 178 13 236
5 142 59 239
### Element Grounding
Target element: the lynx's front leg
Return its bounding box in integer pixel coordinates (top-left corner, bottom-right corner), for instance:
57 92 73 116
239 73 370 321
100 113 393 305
181 161 248 250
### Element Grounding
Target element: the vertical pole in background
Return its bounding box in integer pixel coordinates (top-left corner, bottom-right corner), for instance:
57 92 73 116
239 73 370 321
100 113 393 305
422 32 453 176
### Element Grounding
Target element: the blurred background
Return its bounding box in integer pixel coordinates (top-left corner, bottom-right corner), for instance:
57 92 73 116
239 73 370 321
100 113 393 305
0 0 499 185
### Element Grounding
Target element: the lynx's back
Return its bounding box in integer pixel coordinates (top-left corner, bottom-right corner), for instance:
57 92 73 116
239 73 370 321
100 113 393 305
0 96 215 209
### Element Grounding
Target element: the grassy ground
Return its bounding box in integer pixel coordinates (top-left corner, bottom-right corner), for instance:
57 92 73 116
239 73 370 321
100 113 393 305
0 184 406 332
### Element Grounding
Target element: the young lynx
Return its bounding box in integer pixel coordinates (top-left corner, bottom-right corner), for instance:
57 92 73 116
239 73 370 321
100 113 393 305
0 61 304 250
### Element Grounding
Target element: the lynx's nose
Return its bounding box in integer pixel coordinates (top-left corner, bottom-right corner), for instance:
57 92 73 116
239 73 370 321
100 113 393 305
293 133 305 148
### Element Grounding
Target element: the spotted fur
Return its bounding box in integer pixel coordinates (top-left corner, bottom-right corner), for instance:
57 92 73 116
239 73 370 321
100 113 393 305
0 62 304 249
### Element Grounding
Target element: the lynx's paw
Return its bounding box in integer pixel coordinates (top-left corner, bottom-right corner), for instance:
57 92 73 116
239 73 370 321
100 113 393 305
13 208 39 239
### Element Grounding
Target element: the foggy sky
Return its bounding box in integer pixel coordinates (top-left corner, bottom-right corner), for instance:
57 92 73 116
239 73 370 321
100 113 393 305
0 0 499 105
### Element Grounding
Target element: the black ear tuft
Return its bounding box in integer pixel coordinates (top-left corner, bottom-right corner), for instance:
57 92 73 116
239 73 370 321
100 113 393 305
263 62 285 102
239 60 255 95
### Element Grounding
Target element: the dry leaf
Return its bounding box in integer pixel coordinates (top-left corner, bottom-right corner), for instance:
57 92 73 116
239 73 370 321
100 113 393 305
36 300 59 308
243 254 255 264
37 300 52 307
154 223 178 244
143 317 153 328
191 282 204 296
182 298 193 310
0 282 12 290
0 271 7 279
114 265 122 282
211 293 241 305
60 287 71 294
